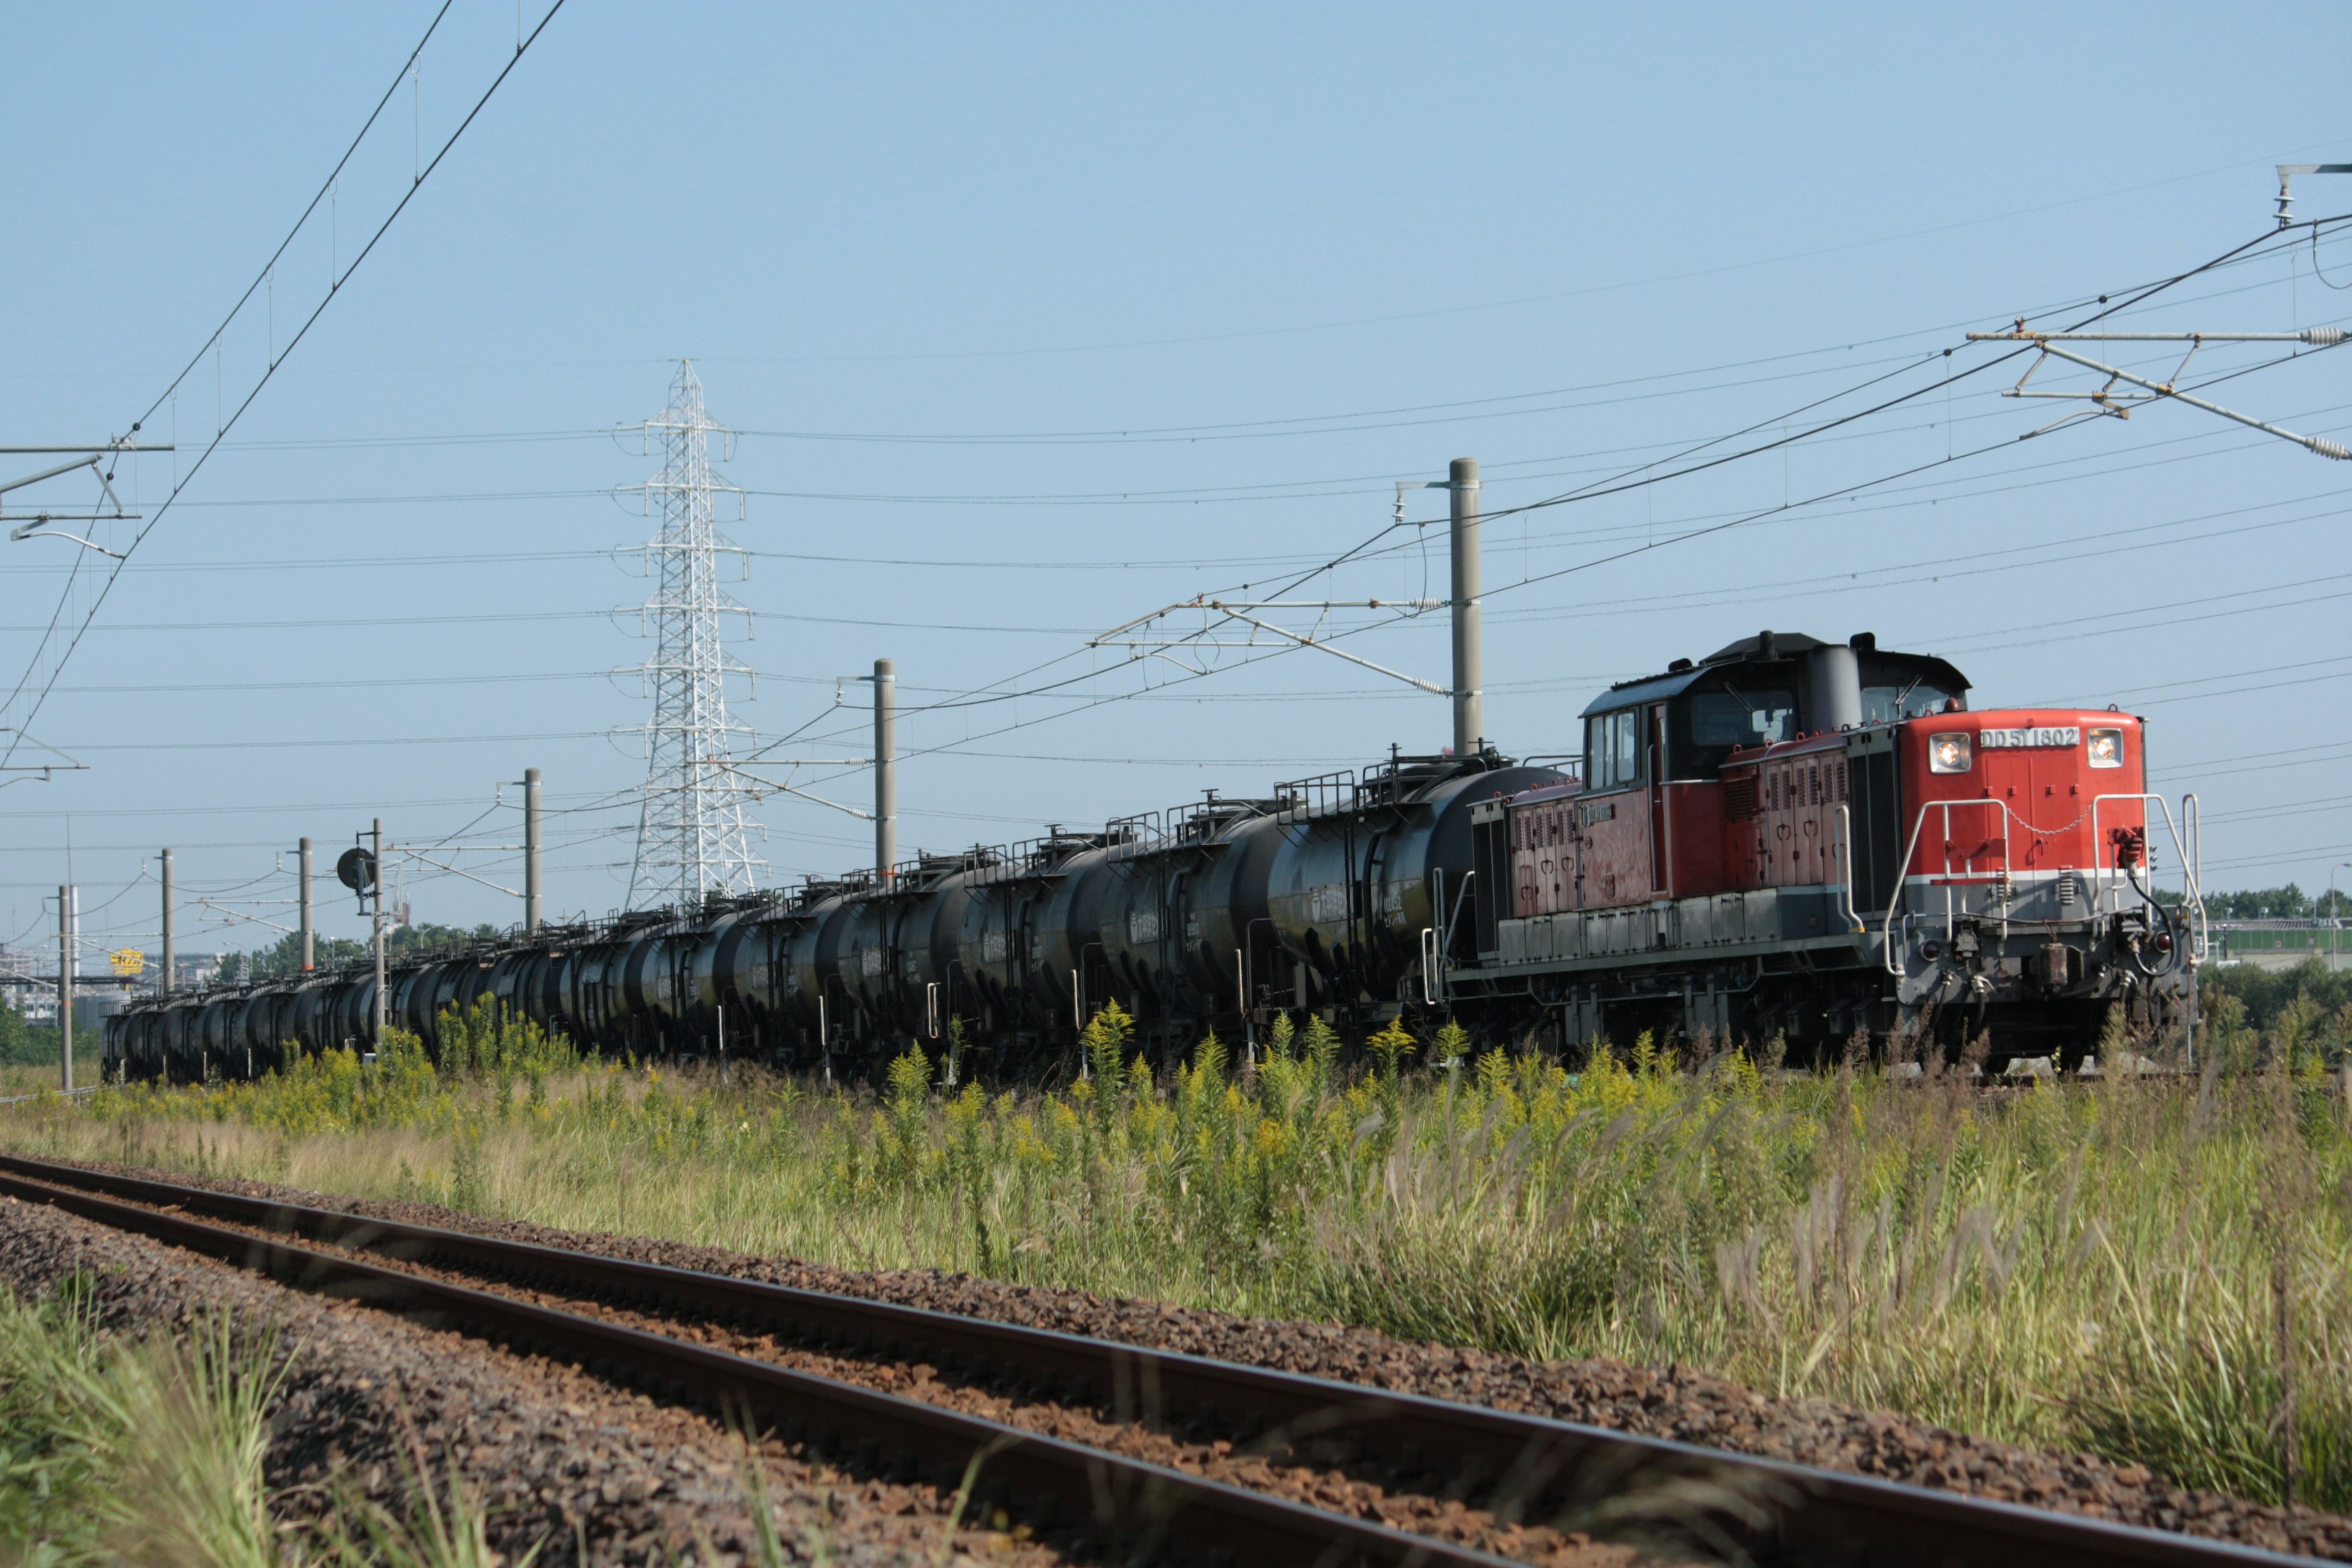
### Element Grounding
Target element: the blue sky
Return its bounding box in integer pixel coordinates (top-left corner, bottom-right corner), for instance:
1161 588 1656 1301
3 2 2348 958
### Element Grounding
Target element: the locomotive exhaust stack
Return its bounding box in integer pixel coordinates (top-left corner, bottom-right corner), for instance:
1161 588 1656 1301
1806 638 1865 734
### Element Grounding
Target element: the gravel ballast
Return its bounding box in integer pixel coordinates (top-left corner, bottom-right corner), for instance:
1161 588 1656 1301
16 1153 2352 1561
0 1188 1060 1567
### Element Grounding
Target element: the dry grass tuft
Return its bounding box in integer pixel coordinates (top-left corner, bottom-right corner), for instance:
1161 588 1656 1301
10 989 2352 1510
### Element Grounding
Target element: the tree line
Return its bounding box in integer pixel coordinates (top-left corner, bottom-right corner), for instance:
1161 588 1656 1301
2157 884 2350 920
216 921 506 984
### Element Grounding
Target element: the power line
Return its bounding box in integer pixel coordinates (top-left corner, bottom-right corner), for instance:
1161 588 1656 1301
1476 374 2348 612
0 1 568 772
1471 218 2350 540
1483 485 2351 629
0 608 1097 636
684 148 2352 368
799 224 2352 785
0 789 620 821
55 730 616 753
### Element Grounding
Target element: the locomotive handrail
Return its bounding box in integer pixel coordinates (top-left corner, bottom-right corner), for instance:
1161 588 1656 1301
1832 804 1863 934
1882 799 2013 976
2088 793 2209 962
1882 793 2209 978
2182 792 2207 960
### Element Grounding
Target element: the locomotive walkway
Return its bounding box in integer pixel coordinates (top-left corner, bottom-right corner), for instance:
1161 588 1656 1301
0 1150 2316 1568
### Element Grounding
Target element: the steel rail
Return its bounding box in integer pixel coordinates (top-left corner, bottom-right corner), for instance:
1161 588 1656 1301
0 1161 1517 1568
0 1153 2314 1568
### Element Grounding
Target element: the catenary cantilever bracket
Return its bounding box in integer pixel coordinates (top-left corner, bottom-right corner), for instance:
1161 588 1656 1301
1968 326 2350 459
1092 596 1448 695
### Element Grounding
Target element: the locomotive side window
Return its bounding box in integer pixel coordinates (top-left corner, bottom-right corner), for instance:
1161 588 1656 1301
1586 709 1645 791
1691 689 1796 748
1683 687 1796 775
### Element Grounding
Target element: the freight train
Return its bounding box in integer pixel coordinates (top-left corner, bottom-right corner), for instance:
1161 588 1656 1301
105 630 2206 1081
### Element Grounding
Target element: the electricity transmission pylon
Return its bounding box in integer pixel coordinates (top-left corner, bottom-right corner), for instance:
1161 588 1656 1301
624 361 763 908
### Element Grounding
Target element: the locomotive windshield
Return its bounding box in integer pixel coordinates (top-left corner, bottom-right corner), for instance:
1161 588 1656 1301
1862 681 1956 723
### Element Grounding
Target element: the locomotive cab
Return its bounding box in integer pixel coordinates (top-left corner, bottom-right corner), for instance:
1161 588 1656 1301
1588 630 1970 788
1550 631 1969 914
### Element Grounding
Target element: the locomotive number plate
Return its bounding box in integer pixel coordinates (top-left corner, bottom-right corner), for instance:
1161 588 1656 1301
1979 726 2080 749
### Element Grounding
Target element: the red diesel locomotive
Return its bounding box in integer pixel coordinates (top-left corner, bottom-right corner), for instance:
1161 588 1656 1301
1459 631 2203 1065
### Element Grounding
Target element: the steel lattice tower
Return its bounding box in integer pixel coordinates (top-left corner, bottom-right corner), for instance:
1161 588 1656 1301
625 361 763 908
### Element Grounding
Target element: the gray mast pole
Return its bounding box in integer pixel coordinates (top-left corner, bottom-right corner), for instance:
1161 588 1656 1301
873 658 897 878
57 885 74 1092
298 837 315 971
1449 457 1483 755
523 767 543 934
159 848 175 997
372 818 387 1048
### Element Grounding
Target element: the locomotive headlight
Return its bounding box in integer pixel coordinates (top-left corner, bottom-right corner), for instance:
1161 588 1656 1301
2087 727 2124 769
1929 733 1972 774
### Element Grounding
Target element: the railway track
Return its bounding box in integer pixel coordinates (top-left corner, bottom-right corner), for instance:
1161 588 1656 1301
0 1152 2313 1568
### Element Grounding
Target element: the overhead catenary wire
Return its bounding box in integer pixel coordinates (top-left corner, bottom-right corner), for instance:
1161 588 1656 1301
1468 221 2350 549
805 217 2352 773
23 211 2351 905
836 387 2336 773
9 324 2327 535
0 2 568 773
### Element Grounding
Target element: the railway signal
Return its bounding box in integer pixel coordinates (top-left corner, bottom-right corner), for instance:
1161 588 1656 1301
336 845 378 908
342 823 389 1049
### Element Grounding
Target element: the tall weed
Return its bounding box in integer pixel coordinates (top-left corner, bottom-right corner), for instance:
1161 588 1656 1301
17 998 2352 1508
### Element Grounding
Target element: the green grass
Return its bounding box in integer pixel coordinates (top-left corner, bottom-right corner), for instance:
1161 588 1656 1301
0 1283 283 1567
0 1276 546 1566
0 1054 101 1102
9 990 2352 1513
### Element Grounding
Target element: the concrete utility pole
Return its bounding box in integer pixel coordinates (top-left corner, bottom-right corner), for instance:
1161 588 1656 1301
372 819 387 1049
523 767 543 934
873 658 897 878
159 848 175 997
1449 456 1483 756
56 884 74 1092
298 837 315 971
